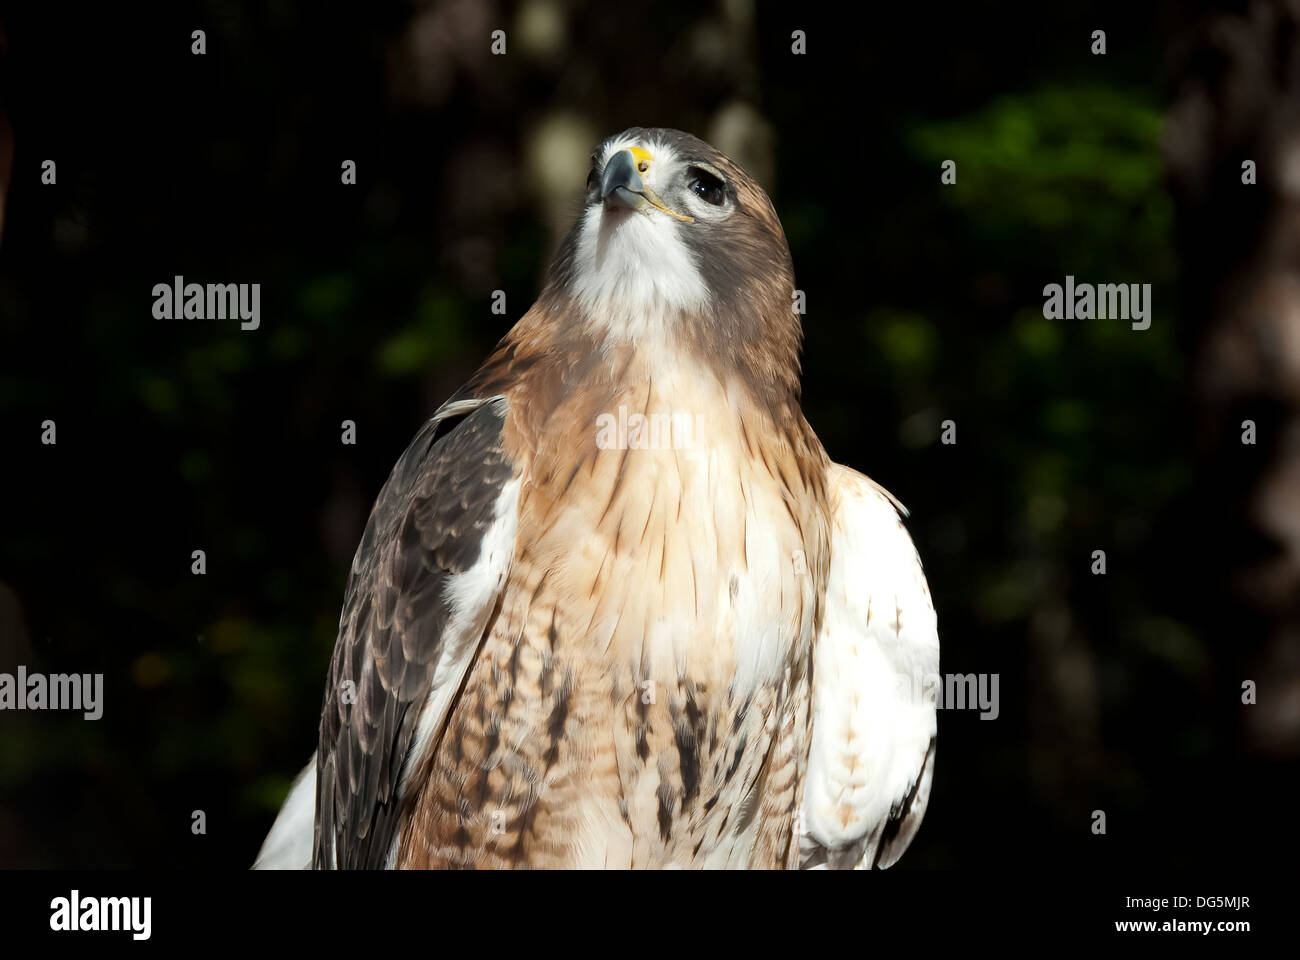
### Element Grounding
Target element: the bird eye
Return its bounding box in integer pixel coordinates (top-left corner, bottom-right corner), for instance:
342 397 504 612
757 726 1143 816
688 167 726 206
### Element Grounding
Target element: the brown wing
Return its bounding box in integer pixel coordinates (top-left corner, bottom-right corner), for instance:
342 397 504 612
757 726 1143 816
314 396 516 869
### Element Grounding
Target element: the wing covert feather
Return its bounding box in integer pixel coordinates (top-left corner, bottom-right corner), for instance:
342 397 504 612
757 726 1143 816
314 397 515 869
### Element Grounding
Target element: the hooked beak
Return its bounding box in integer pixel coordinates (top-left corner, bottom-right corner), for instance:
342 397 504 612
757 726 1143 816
598 148 696 222
600 149 645 211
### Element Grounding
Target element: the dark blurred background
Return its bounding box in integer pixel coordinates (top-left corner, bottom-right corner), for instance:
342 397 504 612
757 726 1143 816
0 0 1296 869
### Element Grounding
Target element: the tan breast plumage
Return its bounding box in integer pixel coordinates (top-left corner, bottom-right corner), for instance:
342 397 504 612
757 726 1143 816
397 352 831 868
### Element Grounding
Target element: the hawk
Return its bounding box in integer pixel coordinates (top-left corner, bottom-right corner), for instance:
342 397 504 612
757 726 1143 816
254 127 939 870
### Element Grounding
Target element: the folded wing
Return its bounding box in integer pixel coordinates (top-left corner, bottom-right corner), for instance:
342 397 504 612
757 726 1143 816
800 463 939 869
314 396 519 869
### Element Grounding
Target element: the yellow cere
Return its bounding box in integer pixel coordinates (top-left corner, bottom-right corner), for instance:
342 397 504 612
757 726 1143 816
616 145 696 222
621 146 694 223
628 147 653 171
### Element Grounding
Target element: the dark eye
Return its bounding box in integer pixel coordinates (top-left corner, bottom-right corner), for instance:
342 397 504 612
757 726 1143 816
688 167 726 205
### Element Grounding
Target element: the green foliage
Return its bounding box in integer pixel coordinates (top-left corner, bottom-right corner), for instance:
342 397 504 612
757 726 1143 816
910 86 1171 271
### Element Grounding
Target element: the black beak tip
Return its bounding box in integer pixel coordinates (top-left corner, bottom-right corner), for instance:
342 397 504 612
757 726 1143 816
603 185 642 210
599 150 643 202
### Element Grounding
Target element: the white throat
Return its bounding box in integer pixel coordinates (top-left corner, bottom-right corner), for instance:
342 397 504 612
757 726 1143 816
570 200 711 345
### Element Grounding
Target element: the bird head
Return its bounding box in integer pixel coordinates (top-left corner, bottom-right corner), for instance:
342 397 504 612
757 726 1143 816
545 127 797 354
